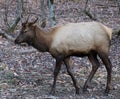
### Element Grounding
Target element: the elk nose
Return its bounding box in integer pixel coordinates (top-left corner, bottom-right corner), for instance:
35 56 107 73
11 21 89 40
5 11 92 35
14 39 19 44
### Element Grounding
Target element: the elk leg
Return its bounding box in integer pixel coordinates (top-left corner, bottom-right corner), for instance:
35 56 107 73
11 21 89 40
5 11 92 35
98 52 112 95
83 52 100 92
64 57 79 94
50 55 63 95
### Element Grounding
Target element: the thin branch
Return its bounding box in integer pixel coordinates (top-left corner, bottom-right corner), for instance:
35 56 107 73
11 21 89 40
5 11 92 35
113 29 120 36
84 0 97 21
85 0 89 10
0 30 15 41
84 10 97 21
8 17 21 33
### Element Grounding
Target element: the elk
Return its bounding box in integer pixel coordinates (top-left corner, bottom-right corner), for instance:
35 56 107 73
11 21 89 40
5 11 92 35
15 18 112 95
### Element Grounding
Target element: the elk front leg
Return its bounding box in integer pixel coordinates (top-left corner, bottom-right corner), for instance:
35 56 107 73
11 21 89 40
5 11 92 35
50 55 63 95
83 52 100 92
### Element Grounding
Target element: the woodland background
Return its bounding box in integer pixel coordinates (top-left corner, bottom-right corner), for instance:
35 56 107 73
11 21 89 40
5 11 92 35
0 0 120 99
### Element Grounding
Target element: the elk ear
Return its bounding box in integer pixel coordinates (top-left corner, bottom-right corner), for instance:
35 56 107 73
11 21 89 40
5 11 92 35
22 23 25 26
21 15 30 26
41 19 46 28
30 17 38 25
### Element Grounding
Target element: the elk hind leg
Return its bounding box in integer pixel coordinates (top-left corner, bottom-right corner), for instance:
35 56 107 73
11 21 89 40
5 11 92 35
64 57 79 94
83 52 100 92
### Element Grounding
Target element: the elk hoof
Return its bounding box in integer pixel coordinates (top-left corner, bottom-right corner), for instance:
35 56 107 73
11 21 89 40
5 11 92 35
104 89 110 96
83 85 88 93
76 87 80 94
49 89 56 95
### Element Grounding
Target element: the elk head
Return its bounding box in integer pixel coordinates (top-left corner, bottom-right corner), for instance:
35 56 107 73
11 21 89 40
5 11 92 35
15 17 38 45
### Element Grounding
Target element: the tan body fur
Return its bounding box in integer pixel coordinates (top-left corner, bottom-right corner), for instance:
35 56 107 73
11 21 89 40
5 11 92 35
50 22 112 56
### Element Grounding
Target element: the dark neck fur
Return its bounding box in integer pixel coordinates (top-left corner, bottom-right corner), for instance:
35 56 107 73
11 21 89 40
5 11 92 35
31 26 51 52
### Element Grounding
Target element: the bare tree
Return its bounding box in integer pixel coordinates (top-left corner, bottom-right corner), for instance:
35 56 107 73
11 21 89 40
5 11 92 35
4 0 10 28
40 0 46 28
116 0 120 13
49 0 55 26
40 0 46 20
0 0 23 41
8 0 22 33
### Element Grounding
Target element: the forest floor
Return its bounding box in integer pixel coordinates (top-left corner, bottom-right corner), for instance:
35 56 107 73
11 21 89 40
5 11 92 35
0 0 120 99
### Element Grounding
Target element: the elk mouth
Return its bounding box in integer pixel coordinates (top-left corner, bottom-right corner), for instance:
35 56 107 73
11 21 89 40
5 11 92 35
14 39 21 44
14 39 28 46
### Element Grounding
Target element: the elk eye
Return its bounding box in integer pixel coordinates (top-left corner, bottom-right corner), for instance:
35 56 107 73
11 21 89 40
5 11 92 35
24 30 27 33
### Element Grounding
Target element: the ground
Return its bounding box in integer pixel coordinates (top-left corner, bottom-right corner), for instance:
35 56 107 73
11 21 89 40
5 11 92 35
0 34 120 99
0 0 120 99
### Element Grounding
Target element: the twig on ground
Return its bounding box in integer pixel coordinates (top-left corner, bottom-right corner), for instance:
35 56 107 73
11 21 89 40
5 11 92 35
0 30 15 42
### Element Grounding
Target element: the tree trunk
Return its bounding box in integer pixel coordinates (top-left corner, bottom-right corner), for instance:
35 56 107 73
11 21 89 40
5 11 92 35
8 0 22 33
40 0 46 20
49 0 56 27
116 0 120 13
40 0 46 28
4 0 9 28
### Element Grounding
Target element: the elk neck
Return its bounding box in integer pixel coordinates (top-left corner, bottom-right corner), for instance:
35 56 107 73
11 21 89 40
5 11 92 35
32 26 53 52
